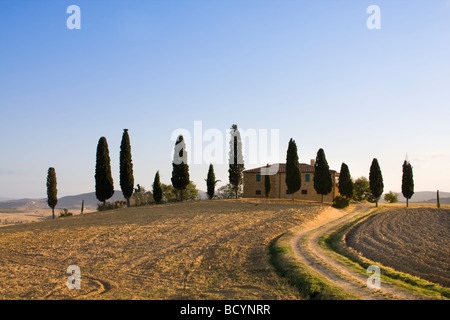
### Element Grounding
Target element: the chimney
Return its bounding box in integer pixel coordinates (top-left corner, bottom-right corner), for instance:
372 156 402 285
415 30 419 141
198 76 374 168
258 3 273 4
310 159 315 166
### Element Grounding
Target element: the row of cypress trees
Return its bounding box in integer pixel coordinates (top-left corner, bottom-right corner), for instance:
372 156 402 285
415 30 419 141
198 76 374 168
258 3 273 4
199 124 244 200
96 126 240 206
46 126 416 217
95 129 167 206
283 139 415 207
46 124 246 213
285 139 333 203
95 129 134 207
338 158 414 207
204 124 245 200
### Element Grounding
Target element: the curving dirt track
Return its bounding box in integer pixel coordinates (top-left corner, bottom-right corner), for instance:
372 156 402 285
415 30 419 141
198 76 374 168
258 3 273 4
291 204 425 300
346 208 450 287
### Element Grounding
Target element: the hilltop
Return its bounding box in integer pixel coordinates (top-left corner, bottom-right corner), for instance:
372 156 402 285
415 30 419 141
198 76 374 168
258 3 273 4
0 199 325 299
0 189 208 223
0 191 124 211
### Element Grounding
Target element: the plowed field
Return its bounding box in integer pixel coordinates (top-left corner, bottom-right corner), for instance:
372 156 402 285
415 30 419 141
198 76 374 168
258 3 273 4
0 199 324 299
345 208 450 287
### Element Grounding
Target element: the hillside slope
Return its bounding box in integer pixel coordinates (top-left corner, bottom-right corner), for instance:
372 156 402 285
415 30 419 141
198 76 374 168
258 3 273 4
0 199 325 299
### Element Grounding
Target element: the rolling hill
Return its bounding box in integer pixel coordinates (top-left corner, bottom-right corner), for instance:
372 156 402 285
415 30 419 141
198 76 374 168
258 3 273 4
0 189 209 212
396 191 450 203
0 191 124 211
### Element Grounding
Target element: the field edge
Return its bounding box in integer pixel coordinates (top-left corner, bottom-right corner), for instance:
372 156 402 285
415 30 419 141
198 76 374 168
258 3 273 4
268 231 360 300
319 206 450 300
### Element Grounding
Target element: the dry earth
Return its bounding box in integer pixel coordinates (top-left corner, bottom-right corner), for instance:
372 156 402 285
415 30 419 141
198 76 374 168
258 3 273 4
0 209 50 225
0 199 325 300
346 207 450 287
291 204 422 300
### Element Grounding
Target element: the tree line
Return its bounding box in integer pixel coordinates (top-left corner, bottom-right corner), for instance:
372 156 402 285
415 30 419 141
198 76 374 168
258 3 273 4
259 138 415 208
45 124 246 217
335 158 414 208
45 125 417 217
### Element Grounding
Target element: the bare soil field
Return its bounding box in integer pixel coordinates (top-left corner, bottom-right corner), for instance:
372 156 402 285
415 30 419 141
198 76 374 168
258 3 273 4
289 204 422 300
0 208 58 225
0 207 95 225
0 199 325 300
345 208 450 287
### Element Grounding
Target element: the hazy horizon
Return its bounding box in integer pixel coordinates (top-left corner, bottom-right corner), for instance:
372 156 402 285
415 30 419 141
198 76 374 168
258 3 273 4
1 187 449 202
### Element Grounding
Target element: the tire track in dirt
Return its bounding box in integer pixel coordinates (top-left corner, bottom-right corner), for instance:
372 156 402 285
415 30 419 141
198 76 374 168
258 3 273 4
0 252 115 299
125 207 320 273
291 204 423 300
0 200 327 299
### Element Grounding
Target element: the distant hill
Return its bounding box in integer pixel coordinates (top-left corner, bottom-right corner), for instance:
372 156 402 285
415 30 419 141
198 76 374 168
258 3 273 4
0 189 210 211
56 191 124 209
422 197 450 205
0 197 16 201
0 191 124 211
396 191 450 203
2 190 447 209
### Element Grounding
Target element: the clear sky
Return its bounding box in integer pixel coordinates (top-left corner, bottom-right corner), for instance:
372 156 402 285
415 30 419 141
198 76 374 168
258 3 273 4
1 0 449 199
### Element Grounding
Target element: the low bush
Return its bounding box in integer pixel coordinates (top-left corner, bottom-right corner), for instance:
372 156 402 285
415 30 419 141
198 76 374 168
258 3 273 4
97 200 126 211
59 208 73 217
332 196 350 209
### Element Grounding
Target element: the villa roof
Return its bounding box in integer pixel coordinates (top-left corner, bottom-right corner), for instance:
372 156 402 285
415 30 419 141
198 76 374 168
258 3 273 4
243 163 337 174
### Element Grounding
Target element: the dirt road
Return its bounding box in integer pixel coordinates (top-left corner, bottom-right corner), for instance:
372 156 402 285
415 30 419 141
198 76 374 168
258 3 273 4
291 204 424 300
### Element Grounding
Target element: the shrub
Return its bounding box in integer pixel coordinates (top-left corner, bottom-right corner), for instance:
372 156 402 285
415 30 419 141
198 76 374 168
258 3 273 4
353 176 370 201
216 183 243 199
59 208 73 217
133 184 153 207
97 200 126 211
384 191 399 203
332 196 350 209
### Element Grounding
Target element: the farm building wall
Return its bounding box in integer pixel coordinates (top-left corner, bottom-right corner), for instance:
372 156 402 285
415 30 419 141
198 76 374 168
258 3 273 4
243 165 339 202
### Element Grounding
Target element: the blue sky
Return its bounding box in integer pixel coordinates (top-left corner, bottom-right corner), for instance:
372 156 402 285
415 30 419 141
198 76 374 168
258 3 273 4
1 0 449 198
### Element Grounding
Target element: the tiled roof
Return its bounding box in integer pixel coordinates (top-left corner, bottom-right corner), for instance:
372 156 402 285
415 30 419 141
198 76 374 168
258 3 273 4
243 163 337 174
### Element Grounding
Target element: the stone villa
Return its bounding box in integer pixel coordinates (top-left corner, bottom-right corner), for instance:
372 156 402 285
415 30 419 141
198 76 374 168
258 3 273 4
242 160 339 202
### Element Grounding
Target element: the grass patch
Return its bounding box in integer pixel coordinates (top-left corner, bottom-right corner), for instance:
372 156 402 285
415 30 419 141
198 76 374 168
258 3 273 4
319 207 450 300
269 233 360 300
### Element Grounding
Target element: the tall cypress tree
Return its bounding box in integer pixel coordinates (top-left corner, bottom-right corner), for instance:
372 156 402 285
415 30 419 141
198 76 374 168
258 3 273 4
171 135 190 201
437 190 440 208
369 158 384 207
120 129 134 207
228 124 244 199
205 163 220 200
264 170 271 199
95 137 114 207
46 167 58 219
285 138 301 201
402 160 414 207
152 171 163 204
338 162 354 199
313 148 333 203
